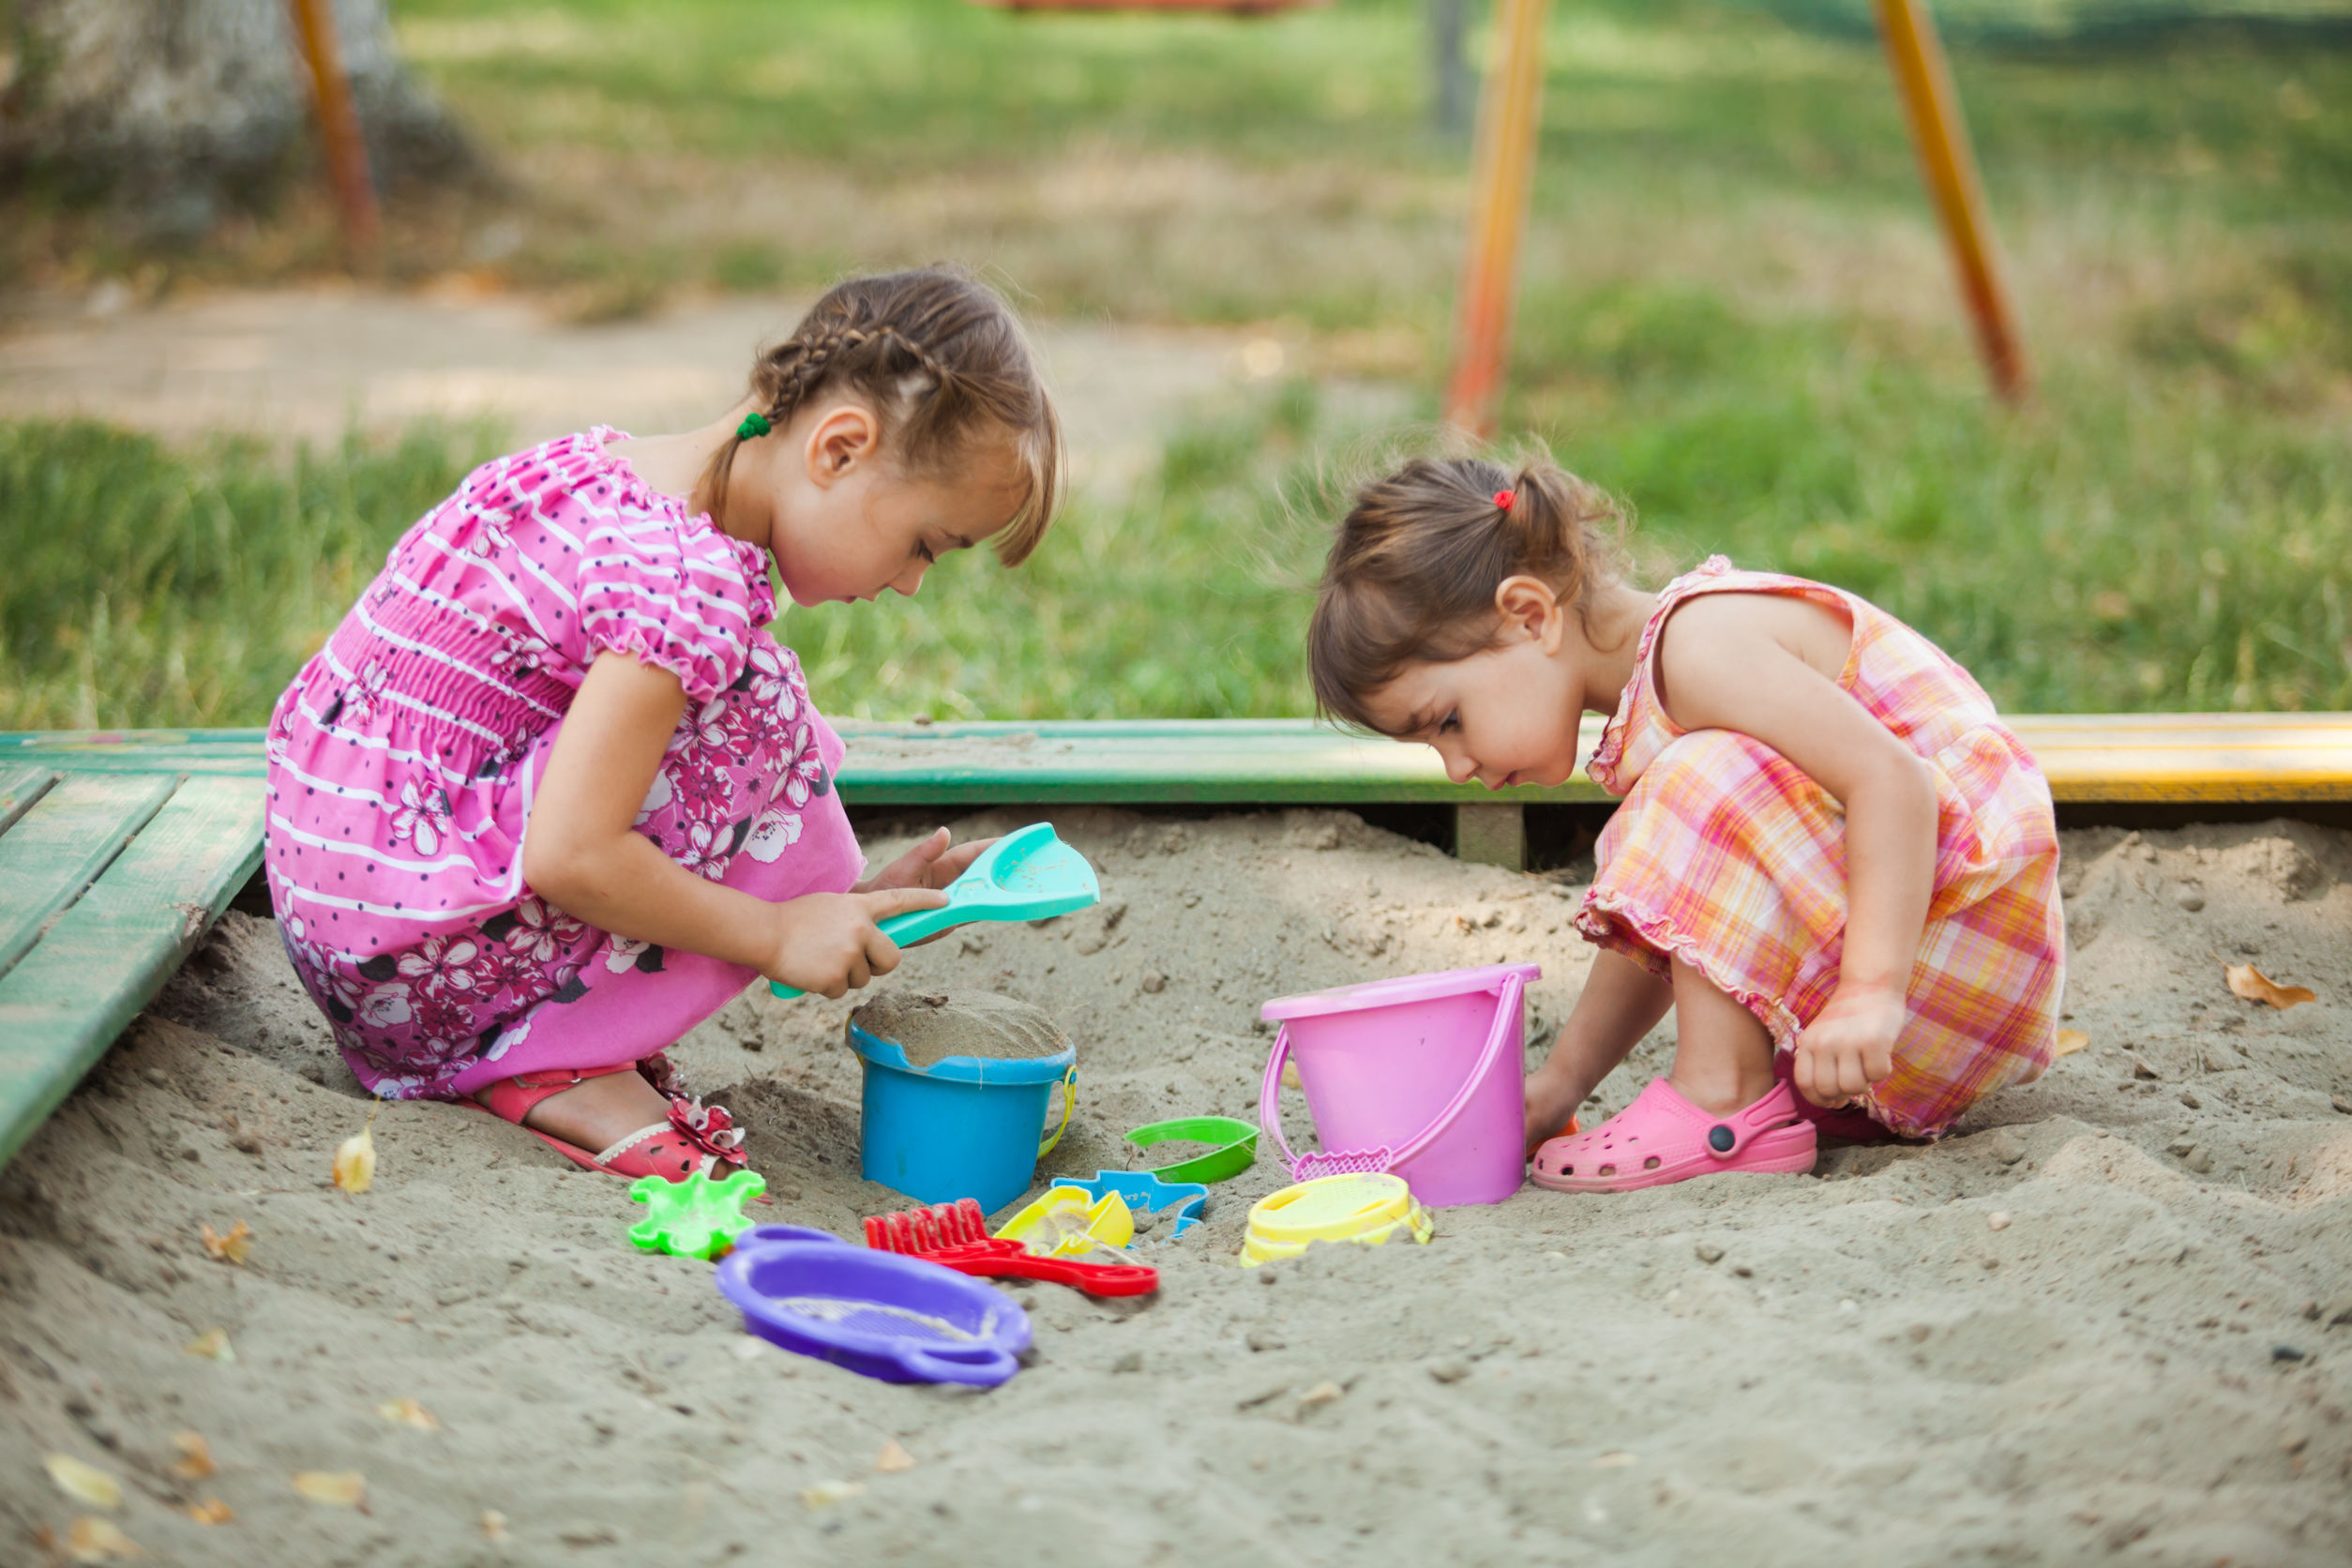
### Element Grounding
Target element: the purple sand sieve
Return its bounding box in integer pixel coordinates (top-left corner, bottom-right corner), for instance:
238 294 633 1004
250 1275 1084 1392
714 1232 1032 1388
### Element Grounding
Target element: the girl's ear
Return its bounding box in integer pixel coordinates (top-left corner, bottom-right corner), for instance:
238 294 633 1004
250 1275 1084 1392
804 403 882 487
1494 575 1566 653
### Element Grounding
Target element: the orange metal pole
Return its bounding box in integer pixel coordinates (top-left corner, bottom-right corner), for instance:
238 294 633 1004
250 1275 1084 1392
1441 0 1549 441
287 0 382 258
1872 0 2028 401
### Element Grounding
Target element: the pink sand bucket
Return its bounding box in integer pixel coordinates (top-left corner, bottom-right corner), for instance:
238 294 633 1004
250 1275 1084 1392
1258 963 1539 1208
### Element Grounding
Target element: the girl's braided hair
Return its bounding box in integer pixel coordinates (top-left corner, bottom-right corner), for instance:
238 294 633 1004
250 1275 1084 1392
697 267 1063 565
1308 448 1627 732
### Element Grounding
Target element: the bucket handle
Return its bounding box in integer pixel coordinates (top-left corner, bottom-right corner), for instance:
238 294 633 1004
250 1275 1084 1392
1259 972 1526 1179
1036 1063 1077 1160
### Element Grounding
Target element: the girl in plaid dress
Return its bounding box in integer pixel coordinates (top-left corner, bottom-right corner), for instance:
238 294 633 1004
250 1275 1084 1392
1308 452 2063 1190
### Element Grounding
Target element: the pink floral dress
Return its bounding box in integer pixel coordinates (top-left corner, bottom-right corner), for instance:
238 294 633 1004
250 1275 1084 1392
1578 558 2065 1139
263 429 863 1101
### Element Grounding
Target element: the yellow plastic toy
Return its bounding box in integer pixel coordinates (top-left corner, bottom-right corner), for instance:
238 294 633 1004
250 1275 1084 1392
1240 1172 1434 1268
995 1185 1135 1261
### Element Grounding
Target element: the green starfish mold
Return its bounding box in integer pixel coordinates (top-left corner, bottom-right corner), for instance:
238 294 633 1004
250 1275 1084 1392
626 1168 767 1259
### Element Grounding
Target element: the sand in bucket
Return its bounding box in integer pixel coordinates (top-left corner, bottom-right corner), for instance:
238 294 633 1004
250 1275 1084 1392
848 990 1069 1069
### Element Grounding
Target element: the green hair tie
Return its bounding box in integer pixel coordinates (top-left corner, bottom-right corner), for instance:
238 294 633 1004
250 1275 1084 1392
735 411 773 441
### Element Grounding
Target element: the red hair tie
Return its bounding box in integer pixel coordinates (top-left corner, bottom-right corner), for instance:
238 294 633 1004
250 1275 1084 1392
1493 490 1515 512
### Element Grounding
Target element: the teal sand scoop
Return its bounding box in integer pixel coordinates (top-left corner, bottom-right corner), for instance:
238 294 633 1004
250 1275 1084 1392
769 822 1100 999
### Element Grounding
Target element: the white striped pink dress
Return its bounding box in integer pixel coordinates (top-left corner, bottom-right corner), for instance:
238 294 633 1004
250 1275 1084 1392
263 428 862 1101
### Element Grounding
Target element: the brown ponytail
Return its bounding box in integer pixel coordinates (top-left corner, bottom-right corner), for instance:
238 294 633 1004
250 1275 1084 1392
696 266 1064 565
1307 448 1627 731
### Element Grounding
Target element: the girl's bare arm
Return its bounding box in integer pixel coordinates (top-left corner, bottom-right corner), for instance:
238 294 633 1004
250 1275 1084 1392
1651 592 1937 1103
520 652 942 998
1525 947 1676 1144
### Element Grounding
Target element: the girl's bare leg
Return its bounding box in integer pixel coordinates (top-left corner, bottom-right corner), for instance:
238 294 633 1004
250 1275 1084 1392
1664 956 1777 1116
475 1071 674 1152
1524 948 1674 1145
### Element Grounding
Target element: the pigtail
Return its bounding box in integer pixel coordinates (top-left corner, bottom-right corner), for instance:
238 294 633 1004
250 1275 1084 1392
1307 444 1629 733
692 269 1065 563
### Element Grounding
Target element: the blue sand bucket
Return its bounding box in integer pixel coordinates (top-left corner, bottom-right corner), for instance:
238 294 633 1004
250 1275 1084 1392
849 1024 1077 1216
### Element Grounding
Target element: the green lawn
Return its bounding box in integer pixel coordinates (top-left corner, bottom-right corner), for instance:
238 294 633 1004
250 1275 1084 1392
2 0 2347 727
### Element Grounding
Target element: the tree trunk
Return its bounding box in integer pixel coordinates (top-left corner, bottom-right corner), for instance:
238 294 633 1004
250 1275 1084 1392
1 0 475 236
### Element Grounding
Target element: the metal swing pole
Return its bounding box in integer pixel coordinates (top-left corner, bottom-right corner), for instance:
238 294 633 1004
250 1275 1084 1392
1440 0 1550 442
1872 0 2029 401
286 0 383 260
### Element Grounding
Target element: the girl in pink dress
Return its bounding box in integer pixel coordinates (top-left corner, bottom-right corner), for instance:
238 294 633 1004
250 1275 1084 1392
1307 451 2063 1191
264 269 1063 1181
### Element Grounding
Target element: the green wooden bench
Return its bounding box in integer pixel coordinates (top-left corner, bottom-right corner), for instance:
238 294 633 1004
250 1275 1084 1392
6 712 2351 1172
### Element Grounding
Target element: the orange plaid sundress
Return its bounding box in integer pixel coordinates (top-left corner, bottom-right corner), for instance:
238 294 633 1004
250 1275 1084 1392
1577 558 2065 1139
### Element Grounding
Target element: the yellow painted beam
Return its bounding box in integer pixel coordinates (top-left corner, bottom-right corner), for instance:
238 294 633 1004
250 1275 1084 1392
8 716 2352 806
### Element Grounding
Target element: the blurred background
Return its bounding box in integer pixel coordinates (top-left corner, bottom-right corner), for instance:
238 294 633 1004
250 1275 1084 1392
0 0 2346 730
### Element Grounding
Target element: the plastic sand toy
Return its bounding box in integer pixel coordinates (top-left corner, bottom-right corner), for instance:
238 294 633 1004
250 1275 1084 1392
1123 1115 1259 1184
770 823 1100 998
1239 1172 1434 1269
1061 1170 1209 1240
1260 964 1537 1207
996 1185 1134 1259
626 1168 767 1260
865 1198 1158 1297
716 1227 1033 1386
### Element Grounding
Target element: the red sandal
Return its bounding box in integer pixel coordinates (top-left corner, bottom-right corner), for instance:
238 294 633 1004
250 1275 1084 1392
467 1057 748 1183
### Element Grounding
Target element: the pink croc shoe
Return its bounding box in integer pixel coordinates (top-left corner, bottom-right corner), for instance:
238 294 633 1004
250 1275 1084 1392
1530 1078 1817 1193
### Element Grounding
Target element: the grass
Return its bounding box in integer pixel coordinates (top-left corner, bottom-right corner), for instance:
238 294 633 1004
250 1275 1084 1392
0 1 2347 726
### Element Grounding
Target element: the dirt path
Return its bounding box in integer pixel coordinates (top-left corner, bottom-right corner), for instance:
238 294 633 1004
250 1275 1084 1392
0 286 1399 493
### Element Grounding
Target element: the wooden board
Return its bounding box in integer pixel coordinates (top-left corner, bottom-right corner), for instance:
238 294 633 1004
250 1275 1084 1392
0 772 179 980
8 714 2352 802
0 776 266 1169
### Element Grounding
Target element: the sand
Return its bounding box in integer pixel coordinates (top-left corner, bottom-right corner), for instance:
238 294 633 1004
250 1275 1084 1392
848 991 1069 1071
3 806 2350 1566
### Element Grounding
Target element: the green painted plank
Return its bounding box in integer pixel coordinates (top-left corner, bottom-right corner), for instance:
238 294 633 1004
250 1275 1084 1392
0 729 269 776
0 776 265 1171
7 713 2352 803
0 773 181 982
0 765 60 836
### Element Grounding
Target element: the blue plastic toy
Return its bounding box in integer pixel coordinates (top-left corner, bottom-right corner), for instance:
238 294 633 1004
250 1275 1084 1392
1061 1170 1209 1240
847 1024 1076 1215
769 823 1100 999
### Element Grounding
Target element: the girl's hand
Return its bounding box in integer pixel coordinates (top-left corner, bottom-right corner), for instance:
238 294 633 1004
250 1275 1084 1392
1790 984 1906 1108
852 828 995 944
854 827 995 894
763 887 950 1000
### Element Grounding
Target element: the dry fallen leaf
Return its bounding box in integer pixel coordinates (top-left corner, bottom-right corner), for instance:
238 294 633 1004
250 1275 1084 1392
872 1440 915 1474
333 1111 378 1195
1280 1061 1304 1093
168 1431 215 1481
479 1510 508 1543
292 1470 367 1509
800 1480 863 1508
46 1455 122 1509
376 1397 438 1430
1296 1380 1345 1409
2053 1029 2089 1057
182 1329 234 1363
2226 963 2317 1010
65 1516 143 1561
198 1221 252 1266
186 1500 234 1526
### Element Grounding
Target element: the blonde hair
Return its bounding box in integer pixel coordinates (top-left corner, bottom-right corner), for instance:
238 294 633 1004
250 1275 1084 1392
697 267 1064 565
1308 449 1627 732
